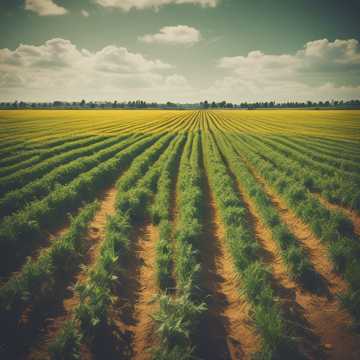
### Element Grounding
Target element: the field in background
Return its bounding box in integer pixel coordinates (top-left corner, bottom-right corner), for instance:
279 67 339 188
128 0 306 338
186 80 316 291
0 109 359 359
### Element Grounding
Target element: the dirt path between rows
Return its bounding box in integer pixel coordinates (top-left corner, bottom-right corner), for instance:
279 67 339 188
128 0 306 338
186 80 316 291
197 174 260 360
315 194 360 238
26 186 118 360
131 224 159 360
236 155 360 359
111 221 159 360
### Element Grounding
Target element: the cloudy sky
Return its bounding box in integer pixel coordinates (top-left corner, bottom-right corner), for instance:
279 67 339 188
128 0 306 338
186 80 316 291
1 0 360 102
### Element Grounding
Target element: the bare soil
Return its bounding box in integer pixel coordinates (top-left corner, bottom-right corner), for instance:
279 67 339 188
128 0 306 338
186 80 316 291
26 186 118 360
131 224 159 360
241 161 360 360
315 194 360 238
197 174 260 360
110 221 159 360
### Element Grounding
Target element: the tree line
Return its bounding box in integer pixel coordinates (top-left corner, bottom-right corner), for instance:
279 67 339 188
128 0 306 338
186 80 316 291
0 99 359 110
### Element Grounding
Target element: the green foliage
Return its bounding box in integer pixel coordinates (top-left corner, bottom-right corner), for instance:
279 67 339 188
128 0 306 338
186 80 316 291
48 320 81 360
154 132 207 358
0 201 98 318
74 212 130 339
152 293 206 360
203 131 292 358
156 221 173 290
226 129 360 326
214 130 316 288
0 134 134 218
0 134 160 275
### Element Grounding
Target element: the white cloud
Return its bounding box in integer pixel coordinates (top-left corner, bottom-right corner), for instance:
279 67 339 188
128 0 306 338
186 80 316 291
93 45 173 72
139 25 201 45
1 37 359 102
0 38 190 101
95 0 218 11
25 0 68 16
214 38 360 101
81 9 90 17
219 39 360 80
165 74 190 87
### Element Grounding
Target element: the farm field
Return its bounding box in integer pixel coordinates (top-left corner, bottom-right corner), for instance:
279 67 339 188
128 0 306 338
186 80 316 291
0 109 360 360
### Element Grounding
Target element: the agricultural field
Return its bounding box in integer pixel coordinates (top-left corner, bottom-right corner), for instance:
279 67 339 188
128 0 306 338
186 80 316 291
0 109 360 360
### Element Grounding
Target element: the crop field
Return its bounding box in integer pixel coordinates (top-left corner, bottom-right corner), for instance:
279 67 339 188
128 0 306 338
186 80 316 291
0 109 360 360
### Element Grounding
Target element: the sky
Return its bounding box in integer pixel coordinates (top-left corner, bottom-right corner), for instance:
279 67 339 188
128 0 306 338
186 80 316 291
0 0 360 102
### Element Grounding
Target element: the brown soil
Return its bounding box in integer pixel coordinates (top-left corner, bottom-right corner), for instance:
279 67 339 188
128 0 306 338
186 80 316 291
315 194 360 238
26 186 118 360
131 224 159 360
197 174 260 360
110 222 159 360
238 159 360 359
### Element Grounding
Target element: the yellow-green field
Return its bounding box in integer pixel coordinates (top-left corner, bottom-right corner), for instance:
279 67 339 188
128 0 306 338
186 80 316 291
0 110 360 360
1 109 360 139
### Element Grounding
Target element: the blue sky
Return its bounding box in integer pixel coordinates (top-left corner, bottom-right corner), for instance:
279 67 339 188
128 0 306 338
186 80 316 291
0 0 360 102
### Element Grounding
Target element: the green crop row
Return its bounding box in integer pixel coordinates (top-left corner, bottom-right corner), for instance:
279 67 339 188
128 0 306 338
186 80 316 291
152 131 207 360
242 134 360 211
0 134 129 196
0 134 161 277
203 130 294 359
269 135 360 174
294 135 360 161
0 201 99 357
49 134 178 359
212 129 316 288
0 134 143 218
151 135 186 290
0 135 102 178
227 131 360 213
228 133 360 327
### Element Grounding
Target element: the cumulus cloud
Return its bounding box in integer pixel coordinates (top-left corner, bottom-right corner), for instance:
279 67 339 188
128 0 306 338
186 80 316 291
25 0 68 16
0 38 190 101
214 38 360 101
139 25 201 45
95 0 218 11
93 45 173 72
165 74 190 87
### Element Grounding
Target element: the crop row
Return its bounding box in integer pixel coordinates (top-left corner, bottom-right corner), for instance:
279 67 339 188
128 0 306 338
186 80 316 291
0 134 105 178
49 133 179 359
151 135 186 290
0 201 99 356
0 134 133 197
0 134 162 277
215 112 360 183
0 134 97 167
211 113 360 212
152 131 207 360
0 134 144 218
249 134 360 183
269 135 360 173
238 134 360 213
211 127 316 288
294 135 360 160
225 132 360 327
203 128 294 358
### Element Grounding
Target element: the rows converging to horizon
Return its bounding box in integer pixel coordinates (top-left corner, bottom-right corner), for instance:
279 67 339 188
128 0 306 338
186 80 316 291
0 110 359 359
